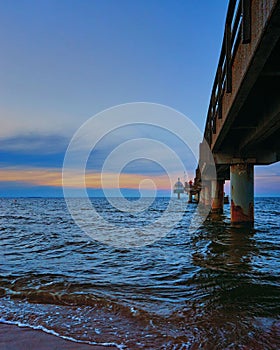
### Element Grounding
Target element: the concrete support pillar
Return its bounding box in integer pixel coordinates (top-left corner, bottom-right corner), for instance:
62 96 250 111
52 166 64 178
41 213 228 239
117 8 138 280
211 179 224 214
188 181 193 203
230 163 254 227
204 183 211 206
195 191 200 203
200 186 205 205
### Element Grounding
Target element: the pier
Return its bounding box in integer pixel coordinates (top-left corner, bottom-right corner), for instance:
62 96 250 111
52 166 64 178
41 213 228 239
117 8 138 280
194 0 280 226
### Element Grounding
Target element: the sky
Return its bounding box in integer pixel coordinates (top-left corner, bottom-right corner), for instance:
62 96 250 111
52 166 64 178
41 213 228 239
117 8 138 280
0 0 279 197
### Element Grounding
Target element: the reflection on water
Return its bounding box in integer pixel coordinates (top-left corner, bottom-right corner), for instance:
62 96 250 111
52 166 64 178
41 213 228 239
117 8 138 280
0 197 279 349
193 221 256 272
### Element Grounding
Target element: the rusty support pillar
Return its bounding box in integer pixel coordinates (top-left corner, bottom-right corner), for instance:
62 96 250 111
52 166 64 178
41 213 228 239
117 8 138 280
195 191 200 203
204 183 211 206
211 179 225 214
200 186 205 205
230 164 254 227
188 181 193 203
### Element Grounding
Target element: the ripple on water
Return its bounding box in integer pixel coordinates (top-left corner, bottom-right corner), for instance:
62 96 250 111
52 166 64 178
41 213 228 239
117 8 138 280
0 197 279 349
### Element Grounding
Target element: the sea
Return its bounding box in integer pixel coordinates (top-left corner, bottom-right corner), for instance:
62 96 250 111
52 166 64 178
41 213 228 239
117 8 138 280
0 197 279 349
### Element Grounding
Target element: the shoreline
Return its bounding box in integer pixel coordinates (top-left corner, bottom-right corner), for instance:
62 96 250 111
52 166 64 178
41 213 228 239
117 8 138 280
0 323 118 350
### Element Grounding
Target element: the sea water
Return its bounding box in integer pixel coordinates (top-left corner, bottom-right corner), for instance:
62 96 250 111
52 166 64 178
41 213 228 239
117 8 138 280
0 197 279 349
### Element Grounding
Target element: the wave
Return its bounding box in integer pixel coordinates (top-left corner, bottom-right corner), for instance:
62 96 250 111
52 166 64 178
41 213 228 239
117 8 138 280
0 319 124 349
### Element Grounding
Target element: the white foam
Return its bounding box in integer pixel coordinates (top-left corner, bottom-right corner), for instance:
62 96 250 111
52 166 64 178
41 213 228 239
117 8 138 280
0 319 125 350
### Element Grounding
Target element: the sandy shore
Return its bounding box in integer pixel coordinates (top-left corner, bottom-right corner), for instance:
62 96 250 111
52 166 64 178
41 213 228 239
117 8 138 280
0 323 118 350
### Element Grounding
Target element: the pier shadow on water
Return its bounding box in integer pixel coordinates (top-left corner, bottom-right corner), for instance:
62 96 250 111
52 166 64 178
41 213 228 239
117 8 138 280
187 207 280 349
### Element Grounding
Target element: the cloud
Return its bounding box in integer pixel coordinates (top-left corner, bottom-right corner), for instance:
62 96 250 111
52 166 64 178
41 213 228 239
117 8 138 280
0 133 69 168
0 133 69 154
0 167 179 190
0 124 196 178
69 123 197 177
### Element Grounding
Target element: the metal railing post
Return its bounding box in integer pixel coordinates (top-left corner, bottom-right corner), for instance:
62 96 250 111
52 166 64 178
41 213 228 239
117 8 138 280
226 21 232 93
242 0 252 43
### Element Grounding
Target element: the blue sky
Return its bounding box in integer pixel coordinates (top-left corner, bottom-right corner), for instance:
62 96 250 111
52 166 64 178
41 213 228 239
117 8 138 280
0 0 279 197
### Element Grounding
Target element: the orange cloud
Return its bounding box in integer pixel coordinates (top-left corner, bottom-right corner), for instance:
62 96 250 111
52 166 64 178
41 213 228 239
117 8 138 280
0 169 62 186
0 168 177 190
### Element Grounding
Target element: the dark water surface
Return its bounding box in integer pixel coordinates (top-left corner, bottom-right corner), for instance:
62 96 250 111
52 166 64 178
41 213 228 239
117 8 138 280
0 197 279 349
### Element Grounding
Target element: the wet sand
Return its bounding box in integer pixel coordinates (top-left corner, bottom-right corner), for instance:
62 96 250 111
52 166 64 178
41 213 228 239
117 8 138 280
0 323 118 350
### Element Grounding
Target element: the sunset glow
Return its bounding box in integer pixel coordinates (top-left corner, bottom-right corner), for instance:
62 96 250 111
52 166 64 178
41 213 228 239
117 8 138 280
0 168 175 191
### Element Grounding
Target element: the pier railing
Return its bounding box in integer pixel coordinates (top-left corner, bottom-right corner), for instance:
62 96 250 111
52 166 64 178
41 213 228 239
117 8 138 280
204 0 251 146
